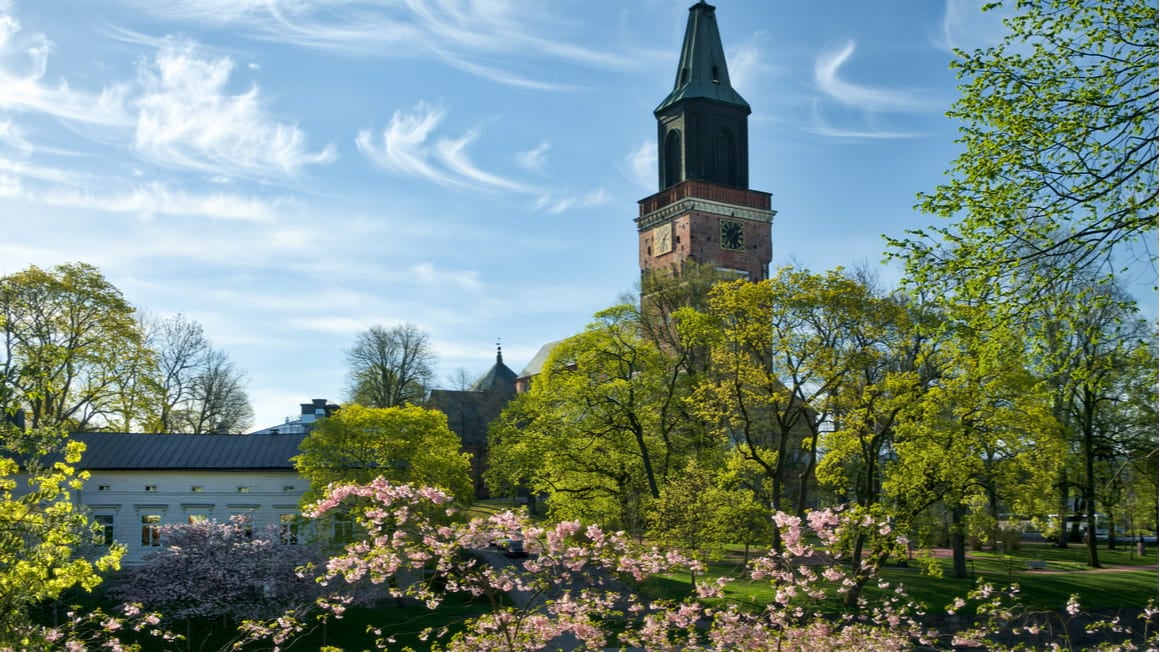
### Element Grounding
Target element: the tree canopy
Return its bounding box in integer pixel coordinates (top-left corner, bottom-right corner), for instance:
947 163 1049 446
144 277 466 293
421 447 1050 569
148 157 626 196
891 0 1157 310
294 404 474 506
345 324 435 408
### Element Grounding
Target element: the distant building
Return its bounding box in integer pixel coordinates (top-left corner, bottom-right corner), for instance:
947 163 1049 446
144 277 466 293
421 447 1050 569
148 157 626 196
250 398 339 435
428 345 518 497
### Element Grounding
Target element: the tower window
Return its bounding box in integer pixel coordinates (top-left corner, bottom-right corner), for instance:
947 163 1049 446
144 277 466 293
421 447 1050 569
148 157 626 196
711 65 720 83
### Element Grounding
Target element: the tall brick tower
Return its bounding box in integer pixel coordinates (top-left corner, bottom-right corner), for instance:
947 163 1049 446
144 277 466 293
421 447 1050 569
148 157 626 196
637 1 775 282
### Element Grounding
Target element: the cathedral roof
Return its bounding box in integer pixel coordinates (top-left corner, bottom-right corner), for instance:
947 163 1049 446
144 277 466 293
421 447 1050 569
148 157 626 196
469 345 517 394
655 1 750 114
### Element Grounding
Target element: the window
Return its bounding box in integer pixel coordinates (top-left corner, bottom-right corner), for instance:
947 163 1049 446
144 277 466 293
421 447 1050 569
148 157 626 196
283 485 295 492
237 486 250 493
191 486 204 492
280 514 299 545
187 513 209 525
94 515 114 546
141 515 161 547
144 485 158 492
97 485 110 491
333 515 354 544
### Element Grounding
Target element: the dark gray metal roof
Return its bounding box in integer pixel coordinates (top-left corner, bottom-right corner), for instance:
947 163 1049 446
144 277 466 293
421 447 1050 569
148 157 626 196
655 1 750 114
68 433 306 470
517 340 564 380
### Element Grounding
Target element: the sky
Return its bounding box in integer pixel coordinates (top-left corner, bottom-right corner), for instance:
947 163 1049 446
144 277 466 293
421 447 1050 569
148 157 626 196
0 0 1148 430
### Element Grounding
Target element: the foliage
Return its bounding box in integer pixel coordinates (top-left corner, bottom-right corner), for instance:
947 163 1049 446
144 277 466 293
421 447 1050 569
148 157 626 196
487 304 710 533
345 324 435 408
113 515 322 622
0 263 150 431
891 0 1158 310
294 404 474 506
886 311 1062 576
239 480 948 652
0 424 124 646
142 313 253 434
646 461 737 583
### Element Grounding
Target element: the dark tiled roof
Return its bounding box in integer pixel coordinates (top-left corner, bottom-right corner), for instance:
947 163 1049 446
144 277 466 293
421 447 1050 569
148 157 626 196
68 433 305 470
469 361 517 394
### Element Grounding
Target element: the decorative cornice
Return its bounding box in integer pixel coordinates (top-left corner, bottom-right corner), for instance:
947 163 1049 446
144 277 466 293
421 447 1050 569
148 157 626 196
635 197 776 231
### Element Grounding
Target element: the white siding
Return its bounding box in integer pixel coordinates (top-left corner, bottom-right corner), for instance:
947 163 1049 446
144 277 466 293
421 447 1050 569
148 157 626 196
78 469 308 563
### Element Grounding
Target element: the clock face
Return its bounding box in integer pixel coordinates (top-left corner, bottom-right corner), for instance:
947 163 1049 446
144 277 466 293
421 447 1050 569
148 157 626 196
720 220 744 251
653 223 673 256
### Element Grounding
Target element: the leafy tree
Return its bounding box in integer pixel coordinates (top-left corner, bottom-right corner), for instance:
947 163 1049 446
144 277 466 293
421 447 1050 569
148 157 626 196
646 460 736 585
891 0 1157 309
1035 281 1154 567
0 424 123 645
886 313 1060 577
682 269 912 544
0 263 150 430
487 304 709 533
345 323 435 408
113 516 321 623
294 404 473 506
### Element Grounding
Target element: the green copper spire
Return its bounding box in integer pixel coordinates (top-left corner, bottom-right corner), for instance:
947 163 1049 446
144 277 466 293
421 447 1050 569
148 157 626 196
655 1 750 114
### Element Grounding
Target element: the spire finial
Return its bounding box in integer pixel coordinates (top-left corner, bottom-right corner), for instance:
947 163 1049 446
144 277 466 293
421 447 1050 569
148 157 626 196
496 339 503 364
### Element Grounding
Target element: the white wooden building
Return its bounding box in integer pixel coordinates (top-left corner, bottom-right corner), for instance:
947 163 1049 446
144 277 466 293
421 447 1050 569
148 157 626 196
69 432 308 563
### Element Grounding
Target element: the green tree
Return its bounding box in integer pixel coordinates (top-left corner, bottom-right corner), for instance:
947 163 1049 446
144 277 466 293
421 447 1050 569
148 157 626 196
892 0 1157 308
294 404 473 506
683 268 913 549
1036 281 1154 567
345 324 435 408
0 424 123 645
886 312 1060 577
487 304 709 533
0 263 150 431
647 460 737 586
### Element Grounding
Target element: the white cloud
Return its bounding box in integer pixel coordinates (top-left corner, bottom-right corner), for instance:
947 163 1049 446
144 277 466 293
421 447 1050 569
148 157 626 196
625 140 656 191
357 101 533 193
0 176 280 221
804 101 920 140
814 41 934 112
516 141 550 172
935 0 1012 53
0 10 132 127
133 38 335 180
408 262 482 291
109 0 631 89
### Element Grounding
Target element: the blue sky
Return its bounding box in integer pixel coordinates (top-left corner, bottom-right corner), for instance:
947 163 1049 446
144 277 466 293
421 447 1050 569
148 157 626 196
0 0 1114 429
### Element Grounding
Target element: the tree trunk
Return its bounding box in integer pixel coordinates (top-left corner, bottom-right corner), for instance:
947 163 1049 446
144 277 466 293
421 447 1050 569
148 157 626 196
950 503 968 579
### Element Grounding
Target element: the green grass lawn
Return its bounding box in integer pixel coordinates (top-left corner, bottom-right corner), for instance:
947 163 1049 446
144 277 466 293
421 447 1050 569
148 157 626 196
639 541 1158 614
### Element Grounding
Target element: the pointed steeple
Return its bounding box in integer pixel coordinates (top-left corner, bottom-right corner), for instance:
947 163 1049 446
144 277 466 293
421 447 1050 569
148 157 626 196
655 1 750 115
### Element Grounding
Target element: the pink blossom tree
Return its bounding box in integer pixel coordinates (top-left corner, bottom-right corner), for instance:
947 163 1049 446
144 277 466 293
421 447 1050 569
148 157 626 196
236 479 1156 651
114 515 323 623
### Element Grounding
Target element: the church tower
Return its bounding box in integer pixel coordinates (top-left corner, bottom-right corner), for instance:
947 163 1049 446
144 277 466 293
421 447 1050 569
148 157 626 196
637 1 775 281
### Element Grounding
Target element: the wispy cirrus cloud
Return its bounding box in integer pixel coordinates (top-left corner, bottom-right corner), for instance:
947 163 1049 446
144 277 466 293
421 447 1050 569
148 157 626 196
934 0 1012 53
356 101 532 193
516 141 550 172
624 141 656 192
0 176 281 221
108 0 632 89
807 40 935 140
814 41 933 112
0 12 132 126
133 38 336 180
533 187 610 215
